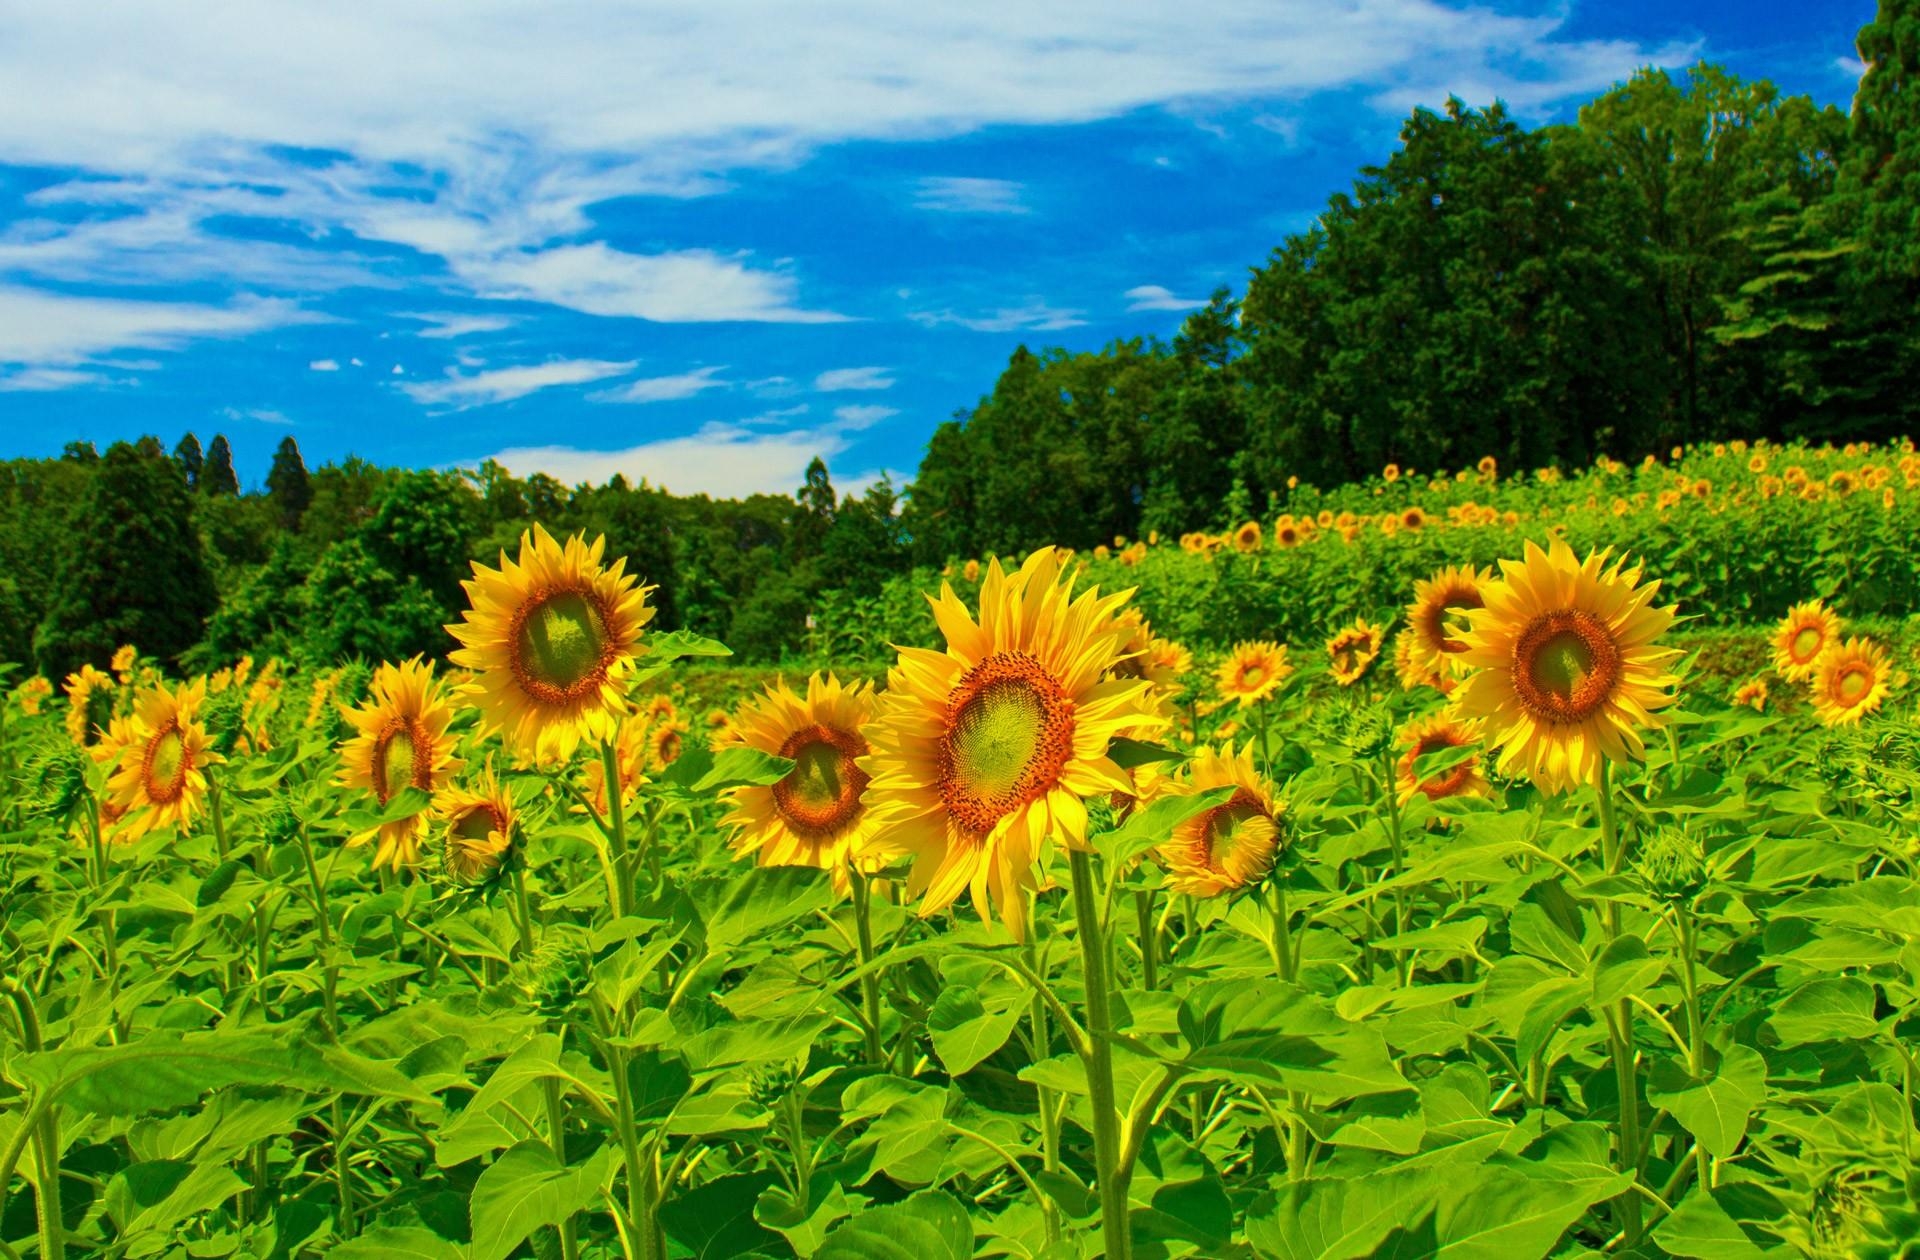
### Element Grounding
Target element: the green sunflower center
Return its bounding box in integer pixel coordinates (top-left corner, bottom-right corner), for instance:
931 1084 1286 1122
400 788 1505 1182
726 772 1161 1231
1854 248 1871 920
451 806 500 842
939 652 1076 836
773 724 869 839
1835 666 1870 704
513 588 617 702
373 720 428 802
82 687 114 744
1791 626 1823 662
144 725 188 803
1239 665 1266 688
1512 609 1622 725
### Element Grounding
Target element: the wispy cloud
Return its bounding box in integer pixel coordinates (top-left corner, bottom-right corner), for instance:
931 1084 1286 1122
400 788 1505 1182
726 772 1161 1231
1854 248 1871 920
309 358 340 372
595 365 730 404
0 367 110 392
914 176 1028 215
463 244 846 323
401 358 638 408
0 286 321 368
911 301 1086 333
1124 284 1209 312
814 366 894 392
482 421 847 497
399 311 516 339
832 404 898 430
220 405 295 426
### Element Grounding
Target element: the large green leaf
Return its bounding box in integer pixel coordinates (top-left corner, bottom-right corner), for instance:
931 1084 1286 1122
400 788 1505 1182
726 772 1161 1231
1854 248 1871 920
467 1140 614 1260
927 984 1023 1076
1646 1043 1768 1159
817 1190 974 1259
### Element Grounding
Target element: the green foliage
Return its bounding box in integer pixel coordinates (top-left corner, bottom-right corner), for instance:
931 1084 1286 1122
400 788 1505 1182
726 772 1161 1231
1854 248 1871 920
202 433 239 498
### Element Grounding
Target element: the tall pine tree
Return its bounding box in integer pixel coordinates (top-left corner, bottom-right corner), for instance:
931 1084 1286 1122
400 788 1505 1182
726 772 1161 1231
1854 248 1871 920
173 432 203 490
267 435 313 529
202 434 239 497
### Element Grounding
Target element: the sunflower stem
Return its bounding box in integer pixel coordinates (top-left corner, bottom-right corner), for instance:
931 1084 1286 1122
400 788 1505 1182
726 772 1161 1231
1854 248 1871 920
1594 760 1644 1246
510 863 538 958
848 864 886 1067
1024 918 1065 1247
82 797 125 1043
601 736 635 918
1266 877 1295 984
1069 847 1131 1260
3 978 63 1260
1134 889 1158 991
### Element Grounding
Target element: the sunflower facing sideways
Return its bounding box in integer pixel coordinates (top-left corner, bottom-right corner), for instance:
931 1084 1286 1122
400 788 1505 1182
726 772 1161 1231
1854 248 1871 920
102 679 220 841
1392 629 1451 694
439 765 518 887
1152 742 1281 898
447 524 657 762
1451 539 1680 794
1325 619 1385 686
1771 599 1842 683
1404 564 1489 680
336 657 464 871
1396 713 1489 804
719 673 883 889
861 548 1169 939
1217 641 1293 707
64 664 116 748
1810 638 1890 727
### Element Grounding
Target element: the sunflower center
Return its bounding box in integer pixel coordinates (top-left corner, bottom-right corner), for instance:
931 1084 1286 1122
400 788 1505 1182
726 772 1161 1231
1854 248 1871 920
1834 666 1870 705
143 723 190 804
82 687 114 744
1424 585 1484 654
1240 665 1266 688
1791 626 1824 663
451 805 503 842
371 717 432 803
1512 609 1621 724
512 587 617 703
939 652 1076 836
772 723 869 839
1404 734 1475 799
1198 792 1269 871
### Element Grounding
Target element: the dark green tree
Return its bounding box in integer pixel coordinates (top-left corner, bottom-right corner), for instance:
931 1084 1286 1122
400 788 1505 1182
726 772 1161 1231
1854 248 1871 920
203 434 240 497
173 433 204 490
266 435 313 529
33 440 216 676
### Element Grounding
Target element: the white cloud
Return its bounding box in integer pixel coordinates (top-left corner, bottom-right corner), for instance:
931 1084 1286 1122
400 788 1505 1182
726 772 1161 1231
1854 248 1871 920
465 244 846 323
401 357 638 408
310 358 340 371
1836 55 1868 79
1124 284 1209 312
220 405 295 426
914 176 1027 214
391 364 405 375
0 367 109 392
399 311 516 339
832 403 898 430
814 366 894 392
595 365 729 404
481 421 849 497
911 301 1086 333
350 357 364 366
0 285 321 368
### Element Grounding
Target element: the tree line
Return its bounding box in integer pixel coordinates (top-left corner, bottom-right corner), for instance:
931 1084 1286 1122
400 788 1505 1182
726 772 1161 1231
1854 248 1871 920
4 2 1915 672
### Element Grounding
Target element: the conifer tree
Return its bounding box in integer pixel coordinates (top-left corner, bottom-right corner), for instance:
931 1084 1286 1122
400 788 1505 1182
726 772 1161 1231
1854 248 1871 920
203 433 240 497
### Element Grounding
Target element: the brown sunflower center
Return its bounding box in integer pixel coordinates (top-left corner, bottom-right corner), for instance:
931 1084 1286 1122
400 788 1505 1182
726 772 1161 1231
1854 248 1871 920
939 651 1076 836
1833 665 1871 705
1511 609 1622 724
1423 584 1484 655
653 728 683 765
1240 664 1267 688
451 804 505 842
143 721 190 804
371 717 433 803
1195 790 1269 871
1790 626 1824 663
772 723 869 839
1404 734 1476 799
512 586 619 703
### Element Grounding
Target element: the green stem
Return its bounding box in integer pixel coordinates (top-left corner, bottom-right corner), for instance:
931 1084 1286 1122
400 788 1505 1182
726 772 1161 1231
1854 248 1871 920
1134 889 1158 991
848 865 885 1067
1594 761 1643 1246
83 800 125 1043
1675 908 1712 1190
1025 916 1063 1247
542 1074 582 1260
511 863 538 958
601 737 635 917
1266 877 1295 984
1068 848 1131 1260
2 979 62 1260
1380 751 1410 962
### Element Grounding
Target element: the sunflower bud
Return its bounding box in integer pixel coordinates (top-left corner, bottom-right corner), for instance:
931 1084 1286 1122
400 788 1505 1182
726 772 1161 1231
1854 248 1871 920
19 736 92 824
200 686 251 758
1634 827 1706 903
747 1059 800 1110
521 930 594 1021
1342 706 1397 762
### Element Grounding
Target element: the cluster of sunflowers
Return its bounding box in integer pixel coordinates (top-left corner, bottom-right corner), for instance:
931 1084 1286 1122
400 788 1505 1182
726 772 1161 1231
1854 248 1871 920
1752 598 1894 725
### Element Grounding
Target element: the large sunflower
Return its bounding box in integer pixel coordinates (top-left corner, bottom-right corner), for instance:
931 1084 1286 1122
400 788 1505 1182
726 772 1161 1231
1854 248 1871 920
439 766 518 886
336 657 463 871
1153 742 1280 897
1771 599 1841 683
1810 638 1890 727
1325 619 1385 686
720 673 882 888
1217 641 1292 707
447 525 657 762
1452 539 1680 794
1405 565 1489 677
102 679 220 840
861 549 1168 939
1396 714 1488 804
64 664 115 748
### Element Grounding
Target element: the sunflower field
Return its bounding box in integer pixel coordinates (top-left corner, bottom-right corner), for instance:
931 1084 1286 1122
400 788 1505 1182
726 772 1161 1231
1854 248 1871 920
5 442 1920 1260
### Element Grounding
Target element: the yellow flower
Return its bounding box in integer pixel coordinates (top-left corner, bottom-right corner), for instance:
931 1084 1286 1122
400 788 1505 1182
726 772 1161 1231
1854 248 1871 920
335 657 464 871
1231 521 1263 553
581 716 653 814
1452 539 1680 794
963 558 981 583
447 524 657 762
1273 518 1304 548
1400 506 1427 531
1732 678 1768 711
1748 453 1768 474
1771 599 1841 683
1153 742 1280 897
720 673 882 888
16 675 52 716
63 664 115 748
1810 638 1889 727
103 679 221 840
1325 619 1385 687
1477 455 1498 477
439 766 517 886
1396 713 1488 804
110 644 137 683
1384 463 1401 483
860 548 1168 939
647 719 689 770
1404 565 1488 679
1393 628 1451 694
1217 641 1293 707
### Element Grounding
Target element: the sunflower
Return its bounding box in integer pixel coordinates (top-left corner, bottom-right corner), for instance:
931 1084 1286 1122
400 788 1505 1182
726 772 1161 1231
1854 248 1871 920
647 719 689 770
1810 638 1890 727
110 644 137 684
440 767 517 886
1400 506 1427 531
1384 463 1401 483
1404 565 1489 679
1396 714 1488 804
447 524 657 762
16 675 52 716
1393 629 1451 694
1325 619 1385 687
102 679 220 840
1451 539 1680 794
1477 455 1498 478
1153 742 1281 897
336 657 463 871
644 694 679 724
860 548 1168 939
720 673 882 888
1274 519 1305 548
963 558 981 583
63 665 116 748
1771 599 1842 683
1732 678 1769 711
1216 641 1293 707
1231 521 1263 553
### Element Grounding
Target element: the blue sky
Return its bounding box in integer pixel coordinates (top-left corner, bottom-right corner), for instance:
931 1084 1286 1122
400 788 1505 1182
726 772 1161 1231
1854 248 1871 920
0 1 1874 497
